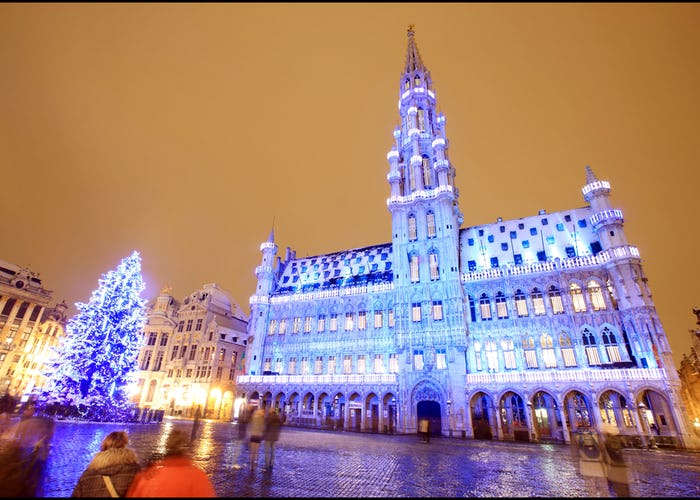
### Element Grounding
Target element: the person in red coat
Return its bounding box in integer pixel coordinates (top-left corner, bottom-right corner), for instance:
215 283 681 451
125 428 215 497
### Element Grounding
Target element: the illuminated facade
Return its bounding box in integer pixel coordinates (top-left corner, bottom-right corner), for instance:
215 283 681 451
134 283 249 420
0 259 67 399
238 28 695 448
678 308 700 437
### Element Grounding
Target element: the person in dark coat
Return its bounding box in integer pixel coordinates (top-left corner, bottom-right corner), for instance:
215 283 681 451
263 408 282 472
72 430 141 497
231 406 250 470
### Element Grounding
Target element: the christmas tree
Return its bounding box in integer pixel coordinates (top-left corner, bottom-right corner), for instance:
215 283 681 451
43 251 147 421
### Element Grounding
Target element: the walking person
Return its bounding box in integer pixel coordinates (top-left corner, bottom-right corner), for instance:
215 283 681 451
602 430 630 497
191 405 202 443
263 408 282 472
125 429 215 497
576 429 608 497
248 407 265 470
231 406 250 470
419 418 430 443
71 430 141 497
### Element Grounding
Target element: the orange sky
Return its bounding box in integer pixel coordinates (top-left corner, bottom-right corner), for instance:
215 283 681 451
1 3 698 369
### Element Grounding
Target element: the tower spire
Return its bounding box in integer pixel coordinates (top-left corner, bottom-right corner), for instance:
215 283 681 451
585 165 598 184
405 25 426 74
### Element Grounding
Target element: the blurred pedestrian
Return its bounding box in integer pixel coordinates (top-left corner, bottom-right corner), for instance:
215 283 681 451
231 406 250 470
125 428 215 497
72 430 141 497
602 431 630 497
576 429 607 497
0 402 55 497
263 408 282 472
191 405 202 443
248 407 265 469
419 418 430 443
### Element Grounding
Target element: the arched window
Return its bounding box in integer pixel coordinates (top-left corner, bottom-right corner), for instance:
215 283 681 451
429 250 440 281
523 336 538 368
582 328 601 365
404 78 410 90
426 211 436 238
373 302 383 329
514 289 528 317
601 326 621 363
569 283 586 312
344 311 354 331
417 108 426 131
502 338 516 369
541 333 556 368
408 163 416 192
474 340 483 371
422 156 431 188
588 280 606 311
531 287 546 316
414 74 421 86
599 392 618 426
479 293 492 320
495 292 508 319
279 318 288 335
485 340 498 372
560 331 577 367
408 214 417 241
549 285 564 314
409 253 419 283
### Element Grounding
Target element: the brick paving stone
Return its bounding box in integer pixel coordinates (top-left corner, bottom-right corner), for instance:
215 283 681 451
35 419 700 497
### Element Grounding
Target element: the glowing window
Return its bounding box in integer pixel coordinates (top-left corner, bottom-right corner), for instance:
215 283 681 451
374 309 383 328
412 302 422 322
429 252 439 280
432 300 443 321
588 280 606 311
422 156 431 187
502 338 516 370
549 286 564 314
495 292 508 319
408 215 417 241
479 294 492 320
541 333 556 368
357 310 367 331
410 254 419 283
515 289 528 317
414 349 424 370
569 284 586 312
344 312 354 331
426 211 436 238
436 348 447 370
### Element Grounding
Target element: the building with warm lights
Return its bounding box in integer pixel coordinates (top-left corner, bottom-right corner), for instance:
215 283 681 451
237 27 695 448
133 283 249 421
678 308 700 437
0 259 67 400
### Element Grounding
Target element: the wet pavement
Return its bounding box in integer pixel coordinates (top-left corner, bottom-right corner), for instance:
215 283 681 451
38 418 700 497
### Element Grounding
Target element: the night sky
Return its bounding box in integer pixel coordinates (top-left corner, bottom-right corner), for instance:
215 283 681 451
2 4 698 368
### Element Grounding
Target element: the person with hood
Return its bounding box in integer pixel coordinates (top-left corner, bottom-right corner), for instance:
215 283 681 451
72 431 141 497
125 428 215 497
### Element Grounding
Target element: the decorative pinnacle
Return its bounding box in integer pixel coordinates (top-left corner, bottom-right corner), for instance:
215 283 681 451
585 165 598 184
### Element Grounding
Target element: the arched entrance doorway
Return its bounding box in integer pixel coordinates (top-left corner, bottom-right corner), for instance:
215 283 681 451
417 400 441 437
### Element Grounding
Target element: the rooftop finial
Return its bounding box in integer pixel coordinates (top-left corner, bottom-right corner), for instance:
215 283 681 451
585 165 598 184
404 25 425 74
408 24 415 35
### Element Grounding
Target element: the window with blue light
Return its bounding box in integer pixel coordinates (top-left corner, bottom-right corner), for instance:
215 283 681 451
541 218 548 225
565 246 576 258
510 231 517 239
546 236 555 245
468 260 476 271
530 228 537 236
501 243 508 251
490 257 499 268
578 219 587 228
468 238 474 246
499 226 505 233
522 240 530 248
514 253 523 265
488 235 494 243
537 251 547 262
518 223 524 230
556 223 565 231
564 214 571 222
590 241 602 255
478 229 484 236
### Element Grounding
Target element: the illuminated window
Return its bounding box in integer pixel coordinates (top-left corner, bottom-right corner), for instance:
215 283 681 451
474 341 483 371
495 292 508 319
389 353 399 373
532 288 546 316
410 254 419 283
417 108 426 131
414 75 421 86
288 357 296 375
515 289 528 317
328 356 336 374
357 355 366 374
485 340 498 372
147 332 157 346
317 314 326 333
502 338 516 369
279 319 287 335
344 312 354 331
426 211 436 238
422 156 431 188
404 78 410 90
374 309 383 328
374 354 385 373
408 164 416 192
588 280 606 311
429 251 440 280
275 357 282 373
523 336 538 368
343 355 352 374
432 300 443 321
479 294 492 320
195 318 203 330
436 348 446 370
560 332 577 367
264 358 272 372
293 316 301 333
412 302 422 322
541 333 557 368
408 215 417 241
304 316 312 333
301 356 309 374
569 284 586 312
601 326 621 363
329 314 338 332
414 349 424 370
357 310 367 331
549 286 564 314
388 308 395 328
582 328 601 365
186 319 193 332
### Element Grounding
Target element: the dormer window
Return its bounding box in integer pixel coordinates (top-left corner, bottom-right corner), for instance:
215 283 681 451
404 78 410 90
414 75 421 86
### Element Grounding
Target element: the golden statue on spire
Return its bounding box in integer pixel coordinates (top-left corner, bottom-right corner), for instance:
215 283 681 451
408 24 415 34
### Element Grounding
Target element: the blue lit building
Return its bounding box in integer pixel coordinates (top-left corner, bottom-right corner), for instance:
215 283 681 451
237 27 694 448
